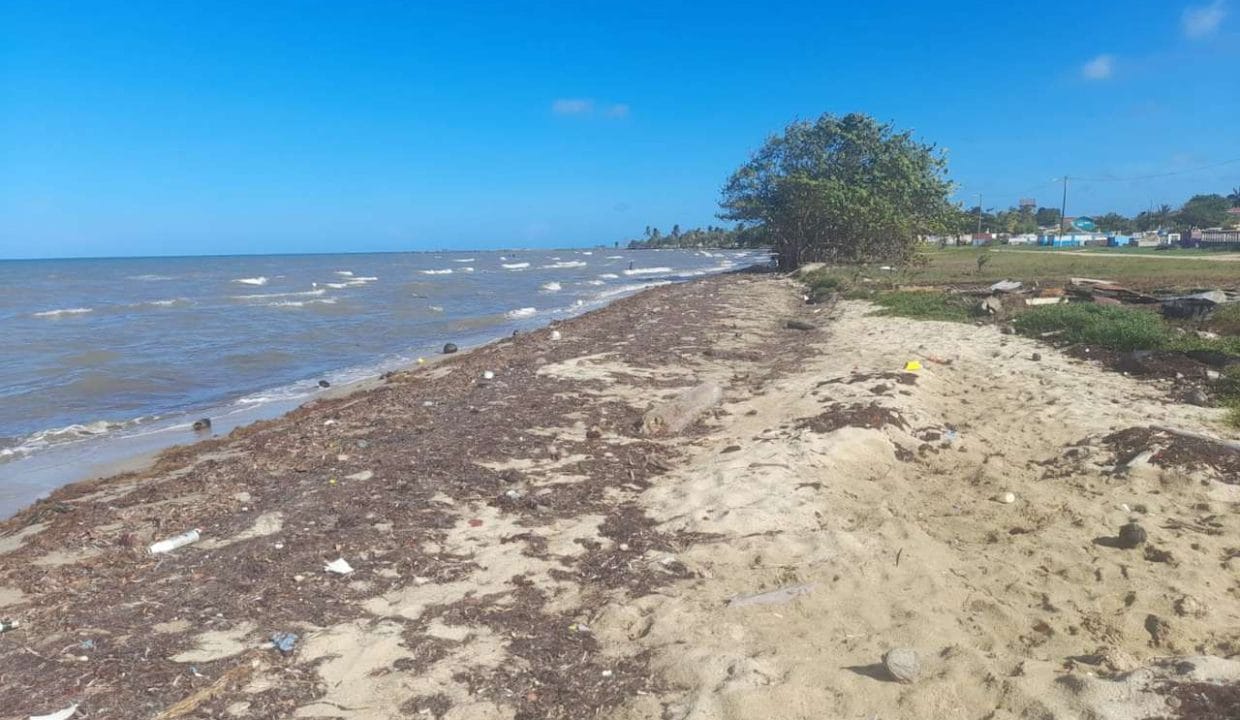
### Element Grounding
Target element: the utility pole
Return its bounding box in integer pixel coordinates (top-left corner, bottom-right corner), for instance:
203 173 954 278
1059 176 1069 236
976 193 983 236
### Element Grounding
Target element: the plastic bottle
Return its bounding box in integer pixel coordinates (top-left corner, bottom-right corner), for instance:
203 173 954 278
149 529 201 554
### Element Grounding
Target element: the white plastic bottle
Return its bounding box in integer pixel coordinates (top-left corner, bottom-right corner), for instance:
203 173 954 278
149 529 201 554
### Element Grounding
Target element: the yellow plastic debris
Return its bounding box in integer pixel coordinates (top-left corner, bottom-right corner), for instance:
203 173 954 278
904 360 922 371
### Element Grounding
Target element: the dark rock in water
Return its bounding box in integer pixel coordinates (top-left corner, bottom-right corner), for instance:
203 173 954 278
1031 352 1042 362
585 425 603 440
1117 522 1147 549
318 380 331 388
785 319 815 331
192 418 212 432
443 343 458 354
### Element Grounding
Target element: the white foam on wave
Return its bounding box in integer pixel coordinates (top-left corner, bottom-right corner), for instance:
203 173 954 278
127 274 176 281
34 307 93 318
605 255 624 259
233 276 268 286
540 281 562 292
598 273 620 280
581 251 593 255
453 258 475 263
420 269 454 275
502 262 530 270
461 266 474 272
623 267 672 276
584 280 605 286
0 419 125 459
542 260 587 269
146 298 190 307
233 288 327 300
268 298 338 308
589 281 674 302
505 307 537 319
335 270 354 276
428 305 444 312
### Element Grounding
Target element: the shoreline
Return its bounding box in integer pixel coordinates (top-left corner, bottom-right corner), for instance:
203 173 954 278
2 271 1238 720
0 272 707 519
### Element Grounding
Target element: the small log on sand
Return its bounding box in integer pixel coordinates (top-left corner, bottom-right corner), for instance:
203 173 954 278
640 382 723 436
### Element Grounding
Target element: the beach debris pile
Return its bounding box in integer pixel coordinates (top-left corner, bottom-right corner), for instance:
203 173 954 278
969 276 1239 316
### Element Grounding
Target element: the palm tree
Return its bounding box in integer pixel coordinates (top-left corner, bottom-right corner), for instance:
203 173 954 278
1153 204 1173 229
1228 187 1240 208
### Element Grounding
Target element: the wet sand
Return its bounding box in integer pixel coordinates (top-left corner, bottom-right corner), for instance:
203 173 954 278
2 272 1239 720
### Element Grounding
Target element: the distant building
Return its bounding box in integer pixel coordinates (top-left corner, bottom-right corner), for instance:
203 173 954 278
1007 233 1038 245
1201 229 1240 249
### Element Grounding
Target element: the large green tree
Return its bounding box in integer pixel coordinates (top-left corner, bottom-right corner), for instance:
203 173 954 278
1034 207 1062 228
1094 212 1135 233
720 113 953 270
1177 194 1231 229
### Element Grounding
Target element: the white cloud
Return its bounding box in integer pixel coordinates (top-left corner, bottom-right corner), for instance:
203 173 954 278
1182 1 1227 38
605 103 630 118
551 98 594 115
1081 54 1114 80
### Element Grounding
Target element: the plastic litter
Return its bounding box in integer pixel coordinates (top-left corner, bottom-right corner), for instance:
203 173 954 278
270 631 299 654
550 330 562 341
0 618 19 633
324 558 354 575
481 370 495 380
903 360 922 372
149 529 201 555
30 705 78 720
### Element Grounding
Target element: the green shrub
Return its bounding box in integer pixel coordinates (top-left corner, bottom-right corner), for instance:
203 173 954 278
800 268 848 303
1207 303 1240 337
1012 304 1170 351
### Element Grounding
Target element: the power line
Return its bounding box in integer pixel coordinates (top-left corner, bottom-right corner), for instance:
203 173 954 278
958 156 1239 202
1070 157 1240 183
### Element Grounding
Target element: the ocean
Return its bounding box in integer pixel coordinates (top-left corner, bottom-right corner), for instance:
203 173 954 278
0 248 764 515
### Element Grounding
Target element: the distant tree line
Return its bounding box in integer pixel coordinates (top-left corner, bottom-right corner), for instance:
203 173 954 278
626 223 766 249
952 190 1240 236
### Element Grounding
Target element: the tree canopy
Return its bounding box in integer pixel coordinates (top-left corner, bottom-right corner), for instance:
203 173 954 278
719 113 953 270
1177 194 1231 229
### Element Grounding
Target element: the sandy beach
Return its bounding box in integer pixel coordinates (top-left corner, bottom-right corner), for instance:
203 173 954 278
2 271 1239 720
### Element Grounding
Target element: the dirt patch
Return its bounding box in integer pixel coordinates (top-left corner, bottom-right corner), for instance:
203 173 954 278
797 403 907 434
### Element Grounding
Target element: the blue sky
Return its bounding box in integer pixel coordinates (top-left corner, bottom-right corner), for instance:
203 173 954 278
2 1 1238 258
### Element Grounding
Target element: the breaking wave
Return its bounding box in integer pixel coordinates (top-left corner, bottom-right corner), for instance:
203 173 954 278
34 307 93 318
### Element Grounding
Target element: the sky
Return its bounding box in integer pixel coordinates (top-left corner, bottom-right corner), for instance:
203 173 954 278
2 1 1238 259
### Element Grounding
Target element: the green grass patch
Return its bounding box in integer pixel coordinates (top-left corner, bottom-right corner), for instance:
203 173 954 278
1012 304 1171 351
1221 368 1240 429
910 247 1240 287
867 290 978 322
